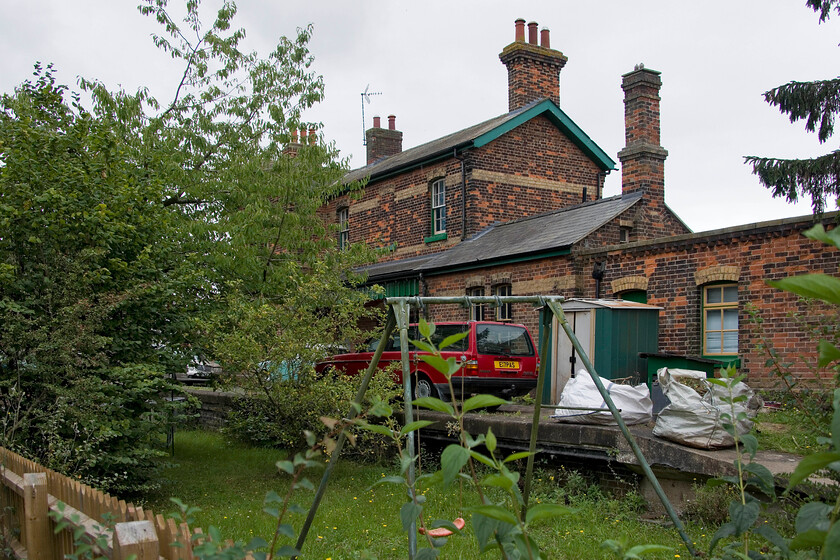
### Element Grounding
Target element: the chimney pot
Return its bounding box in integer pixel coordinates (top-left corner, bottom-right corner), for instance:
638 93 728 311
308 128 316 144
388 115 396 130
291 129 298 143
540 27 550 48
514 19 526 42
527 21 538 45
373 115 381 128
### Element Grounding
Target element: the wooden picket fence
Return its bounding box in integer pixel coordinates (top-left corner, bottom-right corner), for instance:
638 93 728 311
0 445 199 559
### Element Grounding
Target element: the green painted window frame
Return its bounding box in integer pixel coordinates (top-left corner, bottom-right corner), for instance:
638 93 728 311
424 232 447 244
702 283 739 357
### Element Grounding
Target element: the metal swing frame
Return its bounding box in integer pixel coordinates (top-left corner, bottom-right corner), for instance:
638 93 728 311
295 295 697 559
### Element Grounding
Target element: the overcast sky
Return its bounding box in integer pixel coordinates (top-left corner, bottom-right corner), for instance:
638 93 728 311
3 1 838 232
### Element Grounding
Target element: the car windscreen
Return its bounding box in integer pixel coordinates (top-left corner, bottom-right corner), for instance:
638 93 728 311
475 324 534 357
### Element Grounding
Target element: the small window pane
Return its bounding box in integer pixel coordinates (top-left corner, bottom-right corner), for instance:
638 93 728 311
706 287 722 304
723 285 738 303
706 310 722 331
723 308 738 330
468 287 484 321
494 284 512 321
722 331 738 353
706 332 721 354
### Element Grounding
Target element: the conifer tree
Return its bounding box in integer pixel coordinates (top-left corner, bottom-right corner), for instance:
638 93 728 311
745 0 840 215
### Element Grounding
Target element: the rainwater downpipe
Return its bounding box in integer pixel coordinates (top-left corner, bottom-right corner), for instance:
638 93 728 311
454 148 467 240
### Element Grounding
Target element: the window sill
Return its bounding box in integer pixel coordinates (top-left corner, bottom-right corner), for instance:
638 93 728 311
702 355 741 370
425 232 447 243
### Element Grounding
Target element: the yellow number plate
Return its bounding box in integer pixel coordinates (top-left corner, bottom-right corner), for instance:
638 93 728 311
495 360 519 370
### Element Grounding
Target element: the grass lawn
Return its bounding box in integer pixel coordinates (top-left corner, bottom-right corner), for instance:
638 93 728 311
753 397 831 454
145 430 711 559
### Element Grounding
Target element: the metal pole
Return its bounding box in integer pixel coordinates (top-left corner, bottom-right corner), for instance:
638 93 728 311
393 299 417 559
294 311 397 556
546 301 697 557
522 301 555 513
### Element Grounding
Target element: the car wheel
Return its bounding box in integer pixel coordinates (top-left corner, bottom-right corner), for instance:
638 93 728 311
413 375 437 401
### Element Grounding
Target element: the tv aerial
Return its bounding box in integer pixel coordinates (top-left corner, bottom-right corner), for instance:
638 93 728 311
360 84 382 145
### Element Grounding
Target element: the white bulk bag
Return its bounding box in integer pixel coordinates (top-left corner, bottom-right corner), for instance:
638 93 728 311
551 370 653 425
652 368 754 449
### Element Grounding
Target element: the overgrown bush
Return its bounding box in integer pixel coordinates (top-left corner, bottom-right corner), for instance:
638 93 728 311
224 368 401 455
684 481 739 526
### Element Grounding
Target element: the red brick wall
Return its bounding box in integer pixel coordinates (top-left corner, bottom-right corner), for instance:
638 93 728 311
419 217 839 388
321 116 605 258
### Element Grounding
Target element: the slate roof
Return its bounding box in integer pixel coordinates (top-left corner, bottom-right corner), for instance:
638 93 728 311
363 191 642 281
344 99 615 185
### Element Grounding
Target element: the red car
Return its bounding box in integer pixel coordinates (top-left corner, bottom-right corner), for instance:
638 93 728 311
316 321 539 401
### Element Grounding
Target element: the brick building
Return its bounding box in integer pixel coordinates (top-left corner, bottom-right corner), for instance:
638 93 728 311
317 19 839 390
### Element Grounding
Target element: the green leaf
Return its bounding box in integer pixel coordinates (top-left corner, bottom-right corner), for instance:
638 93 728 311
709 521 737 553
787 451 840 488
276 460 294 475
359 423 395 437
368 475 406 489
274 545 301 557
741 434 759 460
525 503 574 524
824 518 840 558
730 500 760 534
469 450 497 468
768 274 840 306
439 331 469 349
754 524 789 555
400 500 423 531
482 473 514 491
297 478 314 491
400 451 415 474
412 397 455 415
470 505 519 525
419 318 433 339
369 400 393 417
246 536 270 549
790 528 828 550
503 451 537 463
796 501 832 533
441 444 470 487
803 223 840 250
276 523 296 538
462 394 509 413
706 377 729 387
411 338 436 353
743 462 776 497
415 548 440 559
818 340 840 368
419 354 450 376
400 420 435 436
485 427 497 453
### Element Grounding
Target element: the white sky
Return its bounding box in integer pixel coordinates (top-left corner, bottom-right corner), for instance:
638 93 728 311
3 0 838 232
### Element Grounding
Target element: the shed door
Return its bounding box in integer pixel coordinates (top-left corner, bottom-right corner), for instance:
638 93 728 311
552 310 593 403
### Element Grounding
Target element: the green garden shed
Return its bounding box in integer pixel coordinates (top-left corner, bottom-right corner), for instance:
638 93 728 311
541 299 662 404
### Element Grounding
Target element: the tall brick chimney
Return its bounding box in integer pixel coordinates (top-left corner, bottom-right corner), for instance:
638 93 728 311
499 19 568 112
365 114 403 164
618 64 674 237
